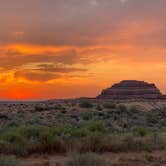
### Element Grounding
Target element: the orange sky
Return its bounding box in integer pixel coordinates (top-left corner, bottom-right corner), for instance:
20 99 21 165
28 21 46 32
0 0 166 99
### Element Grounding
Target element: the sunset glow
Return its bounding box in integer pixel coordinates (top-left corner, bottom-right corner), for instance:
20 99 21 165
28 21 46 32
0 0 166 99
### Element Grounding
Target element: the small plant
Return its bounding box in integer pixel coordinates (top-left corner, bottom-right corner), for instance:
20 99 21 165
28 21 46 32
103 103 116 109
79 101 93 108
134 127 148 137
118 104 127 112
146 114 158 124
96 104 103 111
81 112 93 121
65 153 106 166
0 155 19 166
0 114 9 120
35 106 45 112
86 121 105 132
129 106 139 113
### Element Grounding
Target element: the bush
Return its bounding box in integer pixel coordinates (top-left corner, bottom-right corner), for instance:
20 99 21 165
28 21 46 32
85 121 105 133
79 101 93 108
146 114 158 124
65 153 107 166
0 155 19 166
0 125 165 156
129 106 139 113
134 127 148 137
103 103 116 109
96 105 103 111
76 133 108 153
118 104 127 112
81 112 93 121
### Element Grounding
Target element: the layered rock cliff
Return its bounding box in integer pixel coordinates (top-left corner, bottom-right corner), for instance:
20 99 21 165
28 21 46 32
97 80 164 100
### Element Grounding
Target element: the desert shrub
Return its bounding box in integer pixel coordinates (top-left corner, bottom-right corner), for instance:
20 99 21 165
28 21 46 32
117 104 127 112
96 104 102 111
146 114 158 124
65 153 106 166
79 101 93 108
133 127 148 137
0 114 9 120
0 125 165 156
85 121 105 133
61 110 67 114
103 103 116 109
50 126 73 136
69 128 89 137
0 127 30 155
0 128 25 144
20 125 42 139
28 117 43 125
108 134 149 152
76 133 109 153
37 131 66 153
129 106 139 113
0 155 19 166
160 120 166 127
81 112 93 121
34 105 46 112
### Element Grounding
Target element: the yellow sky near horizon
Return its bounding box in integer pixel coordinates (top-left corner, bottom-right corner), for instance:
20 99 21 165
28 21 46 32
0 43 166 99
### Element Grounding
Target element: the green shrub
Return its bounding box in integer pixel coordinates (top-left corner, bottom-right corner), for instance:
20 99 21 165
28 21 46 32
20 125 41 139
0 125 165 156
79 101 93 108
85 121 105 132
134 127 148 137
96 104 103 111
160 120 166 127
77 133 108 153
0 127 26 144
81 112 93 121
146 114 158 124
118 104 127 112
0 155 19 166
37 131 66 153
103 103 116 109
69 128 89 137
65 153 106 166
129 106 139 113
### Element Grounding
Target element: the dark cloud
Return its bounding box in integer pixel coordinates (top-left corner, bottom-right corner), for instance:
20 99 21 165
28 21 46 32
36 64 87 73
14 70 60 82
0 0 166 47
14 64 88 82
0 49 80 70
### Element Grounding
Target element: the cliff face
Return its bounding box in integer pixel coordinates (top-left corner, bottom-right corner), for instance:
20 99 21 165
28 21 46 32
97 80 164 100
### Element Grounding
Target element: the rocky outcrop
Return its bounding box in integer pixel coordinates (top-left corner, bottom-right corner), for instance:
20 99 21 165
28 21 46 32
97 80 164 100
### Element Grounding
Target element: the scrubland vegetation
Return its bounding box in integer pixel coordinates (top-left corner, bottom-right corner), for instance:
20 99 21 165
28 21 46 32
65 153 107 166
0 100 165 165
0 123 165 157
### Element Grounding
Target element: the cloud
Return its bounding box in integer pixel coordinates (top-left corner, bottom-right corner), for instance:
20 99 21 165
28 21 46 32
0 49 81 70
36 64 88 73
14 70 60 82
0 0 166 47
120 0 128 4
90 0 99 7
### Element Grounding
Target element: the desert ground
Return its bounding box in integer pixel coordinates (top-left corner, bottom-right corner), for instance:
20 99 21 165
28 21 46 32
0 99 165 166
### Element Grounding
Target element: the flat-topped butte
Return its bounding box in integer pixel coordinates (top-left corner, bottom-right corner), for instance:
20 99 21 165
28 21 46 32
97 80 166 100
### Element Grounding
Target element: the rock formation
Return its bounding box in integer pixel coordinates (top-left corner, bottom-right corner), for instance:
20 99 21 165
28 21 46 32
97 80 165 100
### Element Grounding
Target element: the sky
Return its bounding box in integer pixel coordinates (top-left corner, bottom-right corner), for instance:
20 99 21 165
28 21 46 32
0 0 166 99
